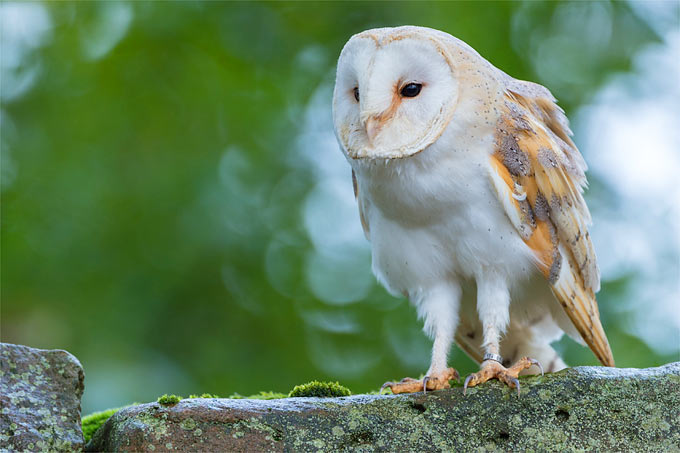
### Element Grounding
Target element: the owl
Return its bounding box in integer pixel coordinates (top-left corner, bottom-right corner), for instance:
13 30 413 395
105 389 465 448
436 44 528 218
331 26 614 395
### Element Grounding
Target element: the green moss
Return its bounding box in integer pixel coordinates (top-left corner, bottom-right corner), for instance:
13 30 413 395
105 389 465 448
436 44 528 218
157 394 183 406
188 393 220 399
81 406 129 443
288 380 351 398
228 391 288 400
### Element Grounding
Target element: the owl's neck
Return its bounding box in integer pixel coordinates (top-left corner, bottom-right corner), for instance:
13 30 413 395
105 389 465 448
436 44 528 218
350 130 493 225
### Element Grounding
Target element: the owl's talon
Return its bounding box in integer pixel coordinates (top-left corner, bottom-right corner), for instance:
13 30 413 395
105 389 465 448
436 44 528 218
463 375 474 396
529 358 544 376
380 382 395 393
510 377 521 396
381 368 458 394
463 356 540 396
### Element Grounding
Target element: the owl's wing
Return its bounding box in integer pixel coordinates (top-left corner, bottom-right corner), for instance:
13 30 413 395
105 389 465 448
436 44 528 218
352 170 370 240
487 80 614 367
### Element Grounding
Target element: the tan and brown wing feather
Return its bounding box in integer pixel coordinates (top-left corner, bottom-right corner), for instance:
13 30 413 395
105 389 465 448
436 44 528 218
488 84 614 367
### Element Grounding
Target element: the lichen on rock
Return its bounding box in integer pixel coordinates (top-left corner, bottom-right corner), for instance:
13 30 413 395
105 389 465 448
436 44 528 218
0 343 85 452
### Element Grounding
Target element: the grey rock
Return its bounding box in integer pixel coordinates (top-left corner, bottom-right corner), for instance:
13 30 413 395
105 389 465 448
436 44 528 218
1 343 85 452
87 362 680 452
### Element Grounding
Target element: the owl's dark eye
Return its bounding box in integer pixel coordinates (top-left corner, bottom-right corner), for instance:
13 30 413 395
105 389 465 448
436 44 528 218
400 83 422 98
353 87 360 102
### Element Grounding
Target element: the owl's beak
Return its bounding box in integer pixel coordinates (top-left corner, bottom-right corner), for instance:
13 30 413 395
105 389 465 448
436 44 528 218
364 116 381 144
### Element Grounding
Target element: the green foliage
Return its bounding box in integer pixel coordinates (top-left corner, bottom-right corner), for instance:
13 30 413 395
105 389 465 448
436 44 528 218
81 406 128 443
157 394 183 406
289 380 351 398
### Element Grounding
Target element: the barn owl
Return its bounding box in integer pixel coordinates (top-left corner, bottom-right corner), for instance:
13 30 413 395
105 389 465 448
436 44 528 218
331 26 614 395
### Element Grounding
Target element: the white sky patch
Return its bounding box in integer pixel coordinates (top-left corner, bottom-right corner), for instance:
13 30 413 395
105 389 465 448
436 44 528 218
581 34 680 201
303 177 367 257
305 246 373 306
575 30 680 355
0 2 51 68
0 2 51 102
299 309 361 335
80 2 133 61
627 0 680 37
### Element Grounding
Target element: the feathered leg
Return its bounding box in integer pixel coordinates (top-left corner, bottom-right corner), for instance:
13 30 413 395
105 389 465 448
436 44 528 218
463 271 543 395
382 283 461 394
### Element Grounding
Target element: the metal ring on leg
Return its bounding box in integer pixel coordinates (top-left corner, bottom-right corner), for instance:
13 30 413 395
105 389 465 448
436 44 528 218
483 353 503 364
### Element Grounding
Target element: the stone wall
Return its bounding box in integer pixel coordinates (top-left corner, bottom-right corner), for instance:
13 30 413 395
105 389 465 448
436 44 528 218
86 363 680 452
2 342 678 452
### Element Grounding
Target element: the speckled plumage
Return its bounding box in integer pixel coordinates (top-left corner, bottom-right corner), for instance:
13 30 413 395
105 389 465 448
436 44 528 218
332 26 613 392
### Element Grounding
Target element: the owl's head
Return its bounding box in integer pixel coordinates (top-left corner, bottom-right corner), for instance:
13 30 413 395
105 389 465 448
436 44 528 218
333 26 478 160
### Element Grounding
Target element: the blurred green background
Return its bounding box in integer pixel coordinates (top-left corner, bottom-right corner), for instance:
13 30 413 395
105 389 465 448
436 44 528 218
2 1 678 414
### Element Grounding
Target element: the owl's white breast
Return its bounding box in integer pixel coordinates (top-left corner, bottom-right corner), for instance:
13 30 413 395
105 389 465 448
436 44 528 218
351 115 536 298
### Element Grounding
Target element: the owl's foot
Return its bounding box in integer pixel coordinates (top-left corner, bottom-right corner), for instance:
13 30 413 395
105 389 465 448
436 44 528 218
381 368 459 394
463 356 543 396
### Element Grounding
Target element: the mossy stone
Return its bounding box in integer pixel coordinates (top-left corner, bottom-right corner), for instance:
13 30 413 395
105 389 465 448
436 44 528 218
86 362 680 452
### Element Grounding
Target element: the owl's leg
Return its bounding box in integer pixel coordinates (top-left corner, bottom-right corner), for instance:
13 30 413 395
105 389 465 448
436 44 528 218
463 272 543 396
381 283 461 394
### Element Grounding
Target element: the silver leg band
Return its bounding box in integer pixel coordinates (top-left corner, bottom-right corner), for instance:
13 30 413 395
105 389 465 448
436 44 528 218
483 353 503 364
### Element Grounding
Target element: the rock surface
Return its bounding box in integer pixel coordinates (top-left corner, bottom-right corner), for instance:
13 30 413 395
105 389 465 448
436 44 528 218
0 343 85 452
87 362 680 452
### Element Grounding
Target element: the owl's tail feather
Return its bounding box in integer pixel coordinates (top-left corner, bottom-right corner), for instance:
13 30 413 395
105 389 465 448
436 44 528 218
550 245 615 367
